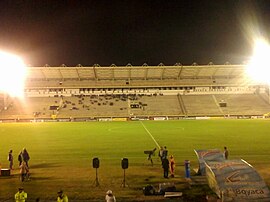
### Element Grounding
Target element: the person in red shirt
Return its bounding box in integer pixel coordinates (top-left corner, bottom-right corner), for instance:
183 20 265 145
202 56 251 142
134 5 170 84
169 155 176 177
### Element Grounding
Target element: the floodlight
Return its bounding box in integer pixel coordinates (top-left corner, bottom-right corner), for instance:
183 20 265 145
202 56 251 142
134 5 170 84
0 51 27 97
246 39 270 84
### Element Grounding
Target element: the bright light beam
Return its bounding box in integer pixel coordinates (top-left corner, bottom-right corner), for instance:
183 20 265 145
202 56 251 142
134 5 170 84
246 39 270 84
0 51 27 97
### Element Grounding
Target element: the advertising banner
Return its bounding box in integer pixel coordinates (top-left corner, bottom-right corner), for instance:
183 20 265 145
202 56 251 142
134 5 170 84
153 117 167 121
112 118 127 121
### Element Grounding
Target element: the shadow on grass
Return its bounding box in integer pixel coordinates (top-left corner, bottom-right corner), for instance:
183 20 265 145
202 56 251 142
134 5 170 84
30 162 61 169
0 173 55 181
0 172 22 179
30 176 56 180
0 197 14 202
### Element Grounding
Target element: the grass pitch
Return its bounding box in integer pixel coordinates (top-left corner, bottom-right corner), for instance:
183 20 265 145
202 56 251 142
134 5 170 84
0 119 270 201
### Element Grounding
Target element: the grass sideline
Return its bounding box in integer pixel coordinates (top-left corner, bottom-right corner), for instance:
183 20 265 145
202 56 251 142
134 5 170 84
0 119 270 201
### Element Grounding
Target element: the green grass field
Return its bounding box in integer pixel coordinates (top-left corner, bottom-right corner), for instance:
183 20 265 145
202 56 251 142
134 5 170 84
0 119 270 201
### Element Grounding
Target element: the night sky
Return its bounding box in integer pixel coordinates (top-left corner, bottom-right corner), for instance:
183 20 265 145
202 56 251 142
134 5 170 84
0 0 270 66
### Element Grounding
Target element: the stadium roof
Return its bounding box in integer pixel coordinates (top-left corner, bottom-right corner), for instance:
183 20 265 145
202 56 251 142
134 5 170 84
27 64 246 81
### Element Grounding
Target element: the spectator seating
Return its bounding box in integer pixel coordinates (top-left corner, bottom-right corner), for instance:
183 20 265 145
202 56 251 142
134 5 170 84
1 92 270 120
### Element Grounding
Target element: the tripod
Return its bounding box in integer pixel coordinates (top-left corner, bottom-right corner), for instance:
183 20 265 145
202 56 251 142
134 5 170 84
121 169 128 187
92 168 100 187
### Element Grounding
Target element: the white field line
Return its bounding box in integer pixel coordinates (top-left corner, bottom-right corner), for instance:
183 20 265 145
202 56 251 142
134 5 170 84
140 121 160 149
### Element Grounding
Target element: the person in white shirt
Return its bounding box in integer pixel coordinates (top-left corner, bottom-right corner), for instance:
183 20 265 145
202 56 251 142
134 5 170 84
105 190 116 202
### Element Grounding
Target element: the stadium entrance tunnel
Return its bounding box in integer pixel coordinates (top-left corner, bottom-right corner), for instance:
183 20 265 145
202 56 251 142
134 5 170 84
194 149 270 201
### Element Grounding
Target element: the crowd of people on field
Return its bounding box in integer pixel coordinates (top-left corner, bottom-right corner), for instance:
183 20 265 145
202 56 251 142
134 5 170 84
147 145 176 178
6 145 229 202
2 148 30 182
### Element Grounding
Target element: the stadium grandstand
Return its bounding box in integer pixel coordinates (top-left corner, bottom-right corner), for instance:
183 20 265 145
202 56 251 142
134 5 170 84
1 63 270 121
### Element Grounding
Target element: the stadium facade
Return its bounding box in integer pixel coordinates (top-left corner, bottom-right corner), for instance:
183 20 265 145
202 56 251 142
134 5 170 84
1 64 270 121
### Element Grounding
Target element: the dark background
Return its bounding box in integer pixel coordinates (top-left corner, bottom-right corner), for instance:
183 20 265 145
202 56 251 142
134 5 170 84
0 0 270 66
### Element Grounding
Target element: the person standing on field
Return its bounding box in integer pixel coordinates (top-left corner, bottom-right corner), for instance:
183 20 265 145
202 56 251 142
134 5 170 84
158 146 164 161
22 148 30 167
224 146 229 160
169 155 176 177
162 157 170 178
18 151 23 166
162 146 168 159
8 149 13 170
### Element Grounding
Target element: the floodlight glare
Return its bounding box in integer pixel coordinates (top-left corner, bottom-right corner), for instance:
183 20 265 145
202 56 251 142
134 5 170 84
246 39 270 84
0 51 27 97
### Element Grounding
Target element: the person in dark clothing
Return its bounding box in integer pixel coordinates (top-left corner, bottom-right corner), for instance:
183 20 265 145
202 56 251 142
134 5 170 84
158 146 164 161
163 146 168 159
8 150 13 170
162 157 170 178
148 148 156 166
224 146 229 160
22 148 30 167
18 151 23 166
